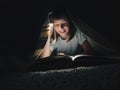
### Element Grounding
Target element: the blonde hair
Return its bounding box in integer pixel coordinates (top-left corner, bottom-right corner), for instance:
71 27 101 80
33 19 50 59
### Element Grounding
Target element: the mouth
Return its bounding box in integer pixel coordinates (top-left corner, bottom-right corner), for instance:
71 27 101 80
59 30 66 34
59 31 65 34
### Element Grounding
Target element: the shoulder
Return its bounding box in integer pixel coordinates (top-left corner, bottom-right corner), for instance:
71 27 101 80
75 29 85 38
75 29 87 45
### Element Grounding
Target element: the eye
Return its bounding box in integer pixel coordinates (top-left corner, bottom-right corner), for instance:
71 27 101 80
54 24 59 28
61 23 69 28
63 23 69 26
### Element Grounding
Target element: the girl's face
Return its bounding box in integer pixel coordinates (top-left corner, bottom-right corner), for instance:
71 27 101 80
53 19 70 40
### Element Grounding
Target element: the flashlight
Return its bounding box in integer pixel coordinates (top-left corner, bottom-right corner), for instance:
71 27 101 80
47 22 53 30
49 22 53 27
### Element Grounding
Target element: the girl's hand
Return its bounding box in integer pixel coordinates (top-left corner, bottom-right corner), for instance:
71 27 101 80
57 53 65 56
47 23 54 38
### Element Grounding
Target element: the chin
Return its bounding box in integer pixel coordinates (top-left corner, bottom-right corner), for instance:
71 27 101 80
60 35 67 38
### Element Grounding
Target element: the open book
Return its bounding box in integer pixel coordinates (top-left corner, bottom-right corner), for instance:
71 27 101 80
39 54 120 63
66 54 92 61
64 54 120 61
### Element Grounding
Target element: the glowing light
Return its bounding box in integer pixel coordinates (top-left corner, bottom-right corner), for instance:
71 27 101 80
49 23 53 28
47 23 53 30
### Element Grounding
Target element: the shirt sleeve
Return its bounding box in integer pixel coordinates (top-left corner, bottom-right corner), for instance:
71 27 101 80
50 44 54 52
77 30 87 45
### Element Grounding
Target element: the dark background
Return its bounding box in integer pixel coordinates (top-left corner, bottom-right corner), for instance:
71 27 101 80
0 0 120 57
0 1 120 89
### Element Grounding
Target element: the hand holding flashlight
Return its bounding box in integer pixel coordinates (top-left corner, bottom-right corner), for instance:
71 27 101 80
47 22 54 38
48 22 53 30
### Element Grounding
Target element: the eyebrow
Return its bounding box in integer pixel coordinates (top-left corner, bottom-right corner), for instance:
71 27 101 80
54 22 68 25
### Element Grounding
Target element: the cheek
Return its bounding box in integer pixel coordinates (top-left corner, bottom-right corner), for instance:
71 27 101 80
54 29 59 34
65 27 69 32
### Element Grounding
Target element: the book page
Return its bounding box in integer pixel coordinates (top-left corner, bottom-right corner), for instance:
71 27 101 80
67 54 91 61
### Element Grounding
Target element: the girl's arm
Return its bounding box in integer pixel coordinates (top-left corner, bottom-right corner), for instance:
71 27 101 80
40 36 52 58
81 40 91 54
40 24 54 58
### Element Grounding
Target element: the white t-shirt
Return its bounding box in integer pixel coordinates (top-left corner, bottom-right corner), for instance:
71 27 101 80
50 30 86 55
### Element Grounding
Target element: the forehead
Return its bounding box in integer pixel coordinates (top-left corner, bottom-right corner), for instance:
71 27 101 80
53 19 69 24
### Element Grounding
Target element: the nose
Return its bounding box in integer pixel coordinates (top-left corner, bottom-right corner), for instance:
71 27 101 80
58 25 64 31
57 26 64 33
57 25 64 29
61 24 64 28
